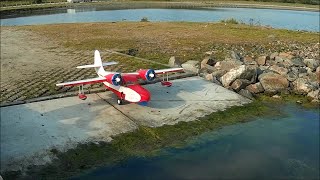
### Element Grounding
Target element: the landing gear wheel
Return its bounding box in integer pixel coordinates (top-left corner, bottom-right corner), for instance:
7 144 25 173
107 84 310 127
117 99 123 105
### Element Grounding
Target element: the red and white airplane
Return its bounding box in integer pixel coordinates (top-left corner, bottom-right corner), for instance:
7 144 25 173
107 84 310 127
56 50 184 105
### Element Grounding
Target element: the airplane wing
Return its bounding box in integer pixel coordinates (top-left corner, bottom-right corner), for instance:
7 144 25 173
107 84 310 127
56 77 106 87
154 67 184 74
125 68 184 76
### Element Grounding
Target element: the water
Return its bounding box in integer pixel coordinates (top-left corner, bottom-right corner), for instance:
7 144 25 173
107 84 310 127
1 8 319 32
74 103 319 179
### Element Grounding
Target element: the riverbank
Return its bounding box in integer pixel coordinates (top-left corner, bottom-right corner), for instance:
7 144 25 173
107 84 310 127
0 0 319 18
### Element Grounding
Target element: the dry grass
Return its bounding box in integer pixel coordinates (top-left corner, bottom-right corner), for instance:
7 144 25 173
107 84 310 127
20 22 319 63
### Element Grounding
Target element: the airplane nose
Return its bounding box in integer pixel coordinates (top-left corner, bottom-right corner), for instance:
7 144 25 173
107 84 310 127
127 85 151 103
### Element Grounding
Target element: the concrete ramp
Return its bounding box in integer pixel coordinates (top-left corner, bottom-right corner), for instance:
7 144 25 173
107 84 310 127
0 76 250 172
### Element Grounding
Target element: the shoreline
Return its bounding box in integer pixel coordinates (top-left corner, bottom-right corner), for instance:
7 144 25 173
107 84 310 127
0 1 319 19
2 96 318 179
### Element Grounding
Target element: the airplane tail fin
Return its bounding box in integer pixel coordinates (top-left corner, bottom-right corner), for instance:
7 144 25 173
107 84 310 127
76 50 117 75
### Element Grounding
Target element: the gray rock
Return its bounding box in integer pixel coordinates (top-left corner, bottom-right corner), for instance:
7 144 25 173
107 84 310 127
181 60 200 74
291 57 305 67
201 56 216 69
231 79 251 92
298 67 307 74
272 95 282 99
292 78 314 95
205 73 213 81
279 52 293 60
220 65 257 87
221 65 246 87
168 56 182 67
269 65 288 75
307 90 319 102
246 82 265 94
227 51 241 61
214 60 243 72
256 56 266 65
212 76 223 86
238 89 254 100
259 72 289 94
286 72 298 82
270 52 279 60
274 56 284 64
303 59 319 71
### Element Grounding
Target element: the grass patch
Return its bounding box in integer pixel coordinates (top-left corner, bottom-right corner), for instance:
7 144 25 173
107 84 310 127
3 99 281 179
13 22 319 64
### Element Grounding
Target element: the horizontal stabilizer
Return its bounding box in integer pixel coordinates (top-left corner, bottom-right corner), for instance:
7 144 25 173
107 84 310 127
76 61 118 69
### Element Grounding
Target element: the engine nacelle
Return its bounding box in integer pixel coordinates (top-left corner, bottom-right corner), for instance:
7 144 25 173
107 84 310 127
105 73 123 86
138 69 156 81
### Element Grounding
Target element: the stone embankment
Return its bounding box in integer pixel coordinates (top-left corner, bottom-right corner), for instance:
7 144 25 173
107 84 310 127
169 43 320 103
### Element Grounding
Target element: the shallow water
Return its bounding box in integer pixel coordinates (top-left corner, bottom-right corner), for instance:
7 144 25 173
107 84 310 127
74 103 319 179
1 8 319 32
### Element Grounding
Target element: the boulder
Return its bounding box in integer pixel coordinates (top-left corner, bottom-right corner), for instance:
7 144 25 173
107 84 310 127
292 78 314 95
256 56 266 65
221 65 246 87
286 72 298 82
258 72 289 94
226 51 241 61
307 90 319 102
243 56 257 65
201 56 216 70
205 73 214 81
214 60 242 72
303 59 319 71
290 57 305 67
269 65 288 75
231 79 251 92
246 82 265 94
168 56 182 67
238 89 254 100
316 66 320 83
279 52 293 60
212 76 223 86
220 65 257 87
270 52 279 60
274 56 284 64
272 95 282 99
181 60 200 74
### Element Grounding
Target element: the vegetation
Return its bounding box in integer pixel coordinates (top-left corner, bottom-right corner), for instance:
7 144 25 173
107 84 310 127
220 18 239 24
3 99 282 179
19 22 319 64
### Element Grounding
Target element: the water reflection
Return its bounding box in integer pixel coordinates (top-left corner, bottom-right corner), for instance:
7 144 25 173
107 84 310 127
1 8 319 32
74 103 319 179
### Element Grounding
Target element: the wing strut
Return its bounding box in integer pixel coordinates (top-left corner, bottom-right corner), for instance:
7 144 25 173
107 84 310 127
161 72 172 87
78 84 87 100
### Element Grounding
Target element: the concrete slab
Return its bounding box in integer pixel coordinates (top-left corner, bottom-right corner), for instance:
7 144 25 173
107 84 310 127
113 76 251 127
0 76 251 172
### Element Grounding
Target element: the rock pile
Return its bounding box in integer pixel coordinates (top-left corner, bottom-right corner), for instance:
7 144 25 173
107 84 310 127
170 49 320 103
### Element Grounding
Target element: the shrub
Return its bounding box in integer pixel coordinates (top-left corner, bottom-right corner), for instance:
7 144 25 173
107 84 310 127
220 18 239 24
140 17 149 22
